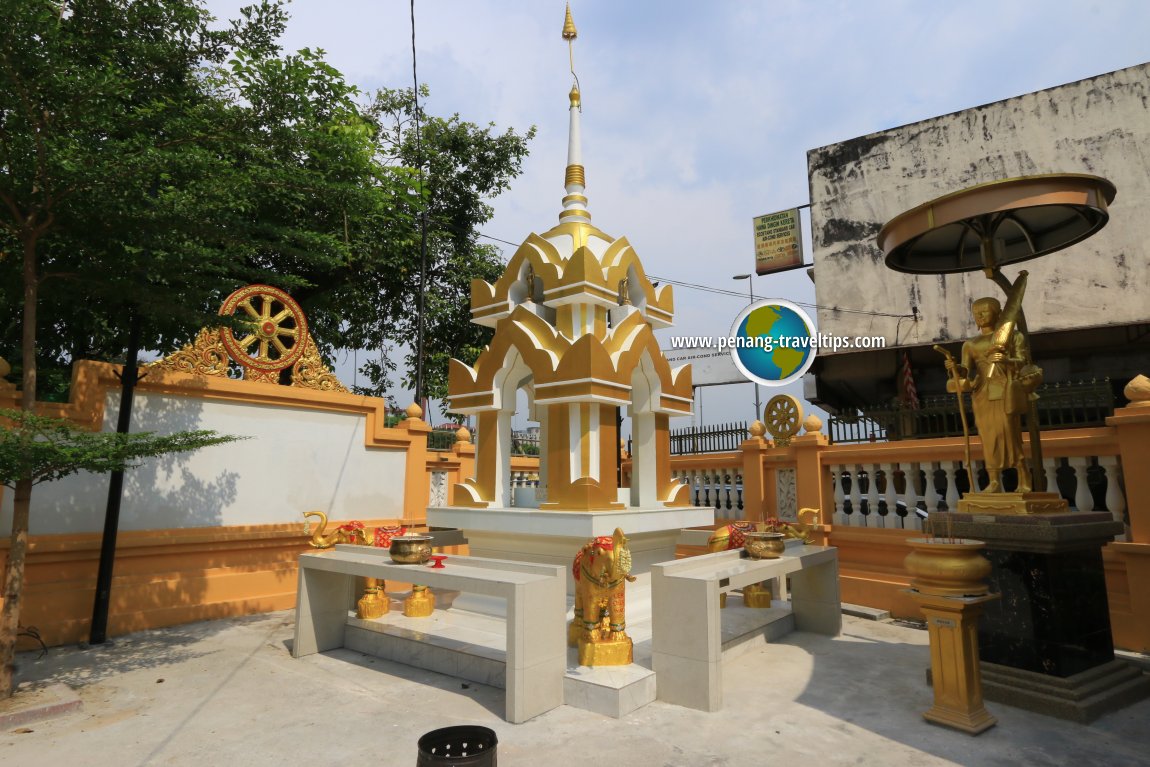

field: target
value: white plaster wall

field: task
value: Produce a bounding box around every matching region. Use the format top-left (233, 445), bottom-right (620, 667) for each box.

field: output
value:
top-left (1, 391), bottom-right (408, 535)
top-left (807, 62), bottom-right (1150, 350)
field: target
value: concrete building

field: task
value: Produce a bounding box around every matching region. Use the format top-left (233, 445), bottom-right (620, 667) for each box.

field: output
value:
top-left (806, 62), bottom-right (1150, 414)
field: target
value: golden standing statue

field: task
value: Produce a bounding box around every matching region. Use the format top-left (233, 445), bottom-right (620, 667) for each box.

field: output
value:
top-left (945, 294), bottom-right (1041, 492)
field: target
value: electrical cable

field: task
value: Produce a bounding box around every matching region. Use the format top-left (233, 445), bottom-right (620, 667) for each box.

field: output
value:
top-left (475, 230), bottom-right (911, 318)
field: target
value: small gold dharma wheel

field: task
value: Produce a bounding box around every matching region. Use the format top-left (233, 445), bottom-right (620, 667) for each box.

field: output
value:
top-left (764, 394), bottom-right (803, 446)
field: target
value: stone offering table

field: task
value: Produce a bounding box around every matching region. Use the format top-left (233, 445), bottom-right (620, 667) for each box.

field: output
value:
top-left (293, 546), bottom-right (566, 723)
top-left (650, 544), bottom-right (841, 711)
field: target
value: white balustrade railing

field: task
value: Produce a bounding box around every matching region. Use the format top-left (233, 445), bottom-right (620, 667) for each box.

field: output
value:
top-left (509, 470), bottom-right (541, 508)
top-left (826, 451), bottom-right (1127, 535)
top-left (671, 462), bottom-right (744, 520)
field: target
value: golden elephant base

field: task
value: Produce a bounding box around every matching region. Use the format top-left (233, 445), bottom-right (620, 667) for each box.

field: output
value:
top-left (403, 585), bottom-right (435, 617)
top-left (577, 634), bottom-right (633, 667)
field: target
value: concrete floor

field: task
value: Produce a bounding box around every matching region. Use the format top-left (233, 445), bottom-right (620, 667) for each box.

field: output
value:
top-left (3, 610), bottom-right (1149, 767)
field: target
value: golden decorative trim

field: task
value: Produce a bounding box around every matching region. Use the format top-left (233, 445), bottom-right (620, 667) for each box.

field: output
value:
top-left (149, 328), bottom-right (230, 377)
top-left (565, 164), bottom-right (586, 187)
top-left (291, 337), bottom-right (349, 393)
top-left (563, 194), bottom-right (588, 205)
top-left (244, 369), bottom-right (280, 385)
top-left (955, 492), bottom-right (1069, 515)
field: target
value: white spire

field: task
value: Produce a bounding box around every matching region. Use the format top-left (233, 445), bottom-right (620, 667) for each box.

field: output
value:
top-left (559, 5), bottom-right (590, 224)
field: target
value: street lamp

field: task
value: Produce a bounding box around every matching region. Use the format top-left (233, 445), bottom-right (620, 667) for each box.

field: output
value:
top-left (732, 274), bottom-right (762, 423)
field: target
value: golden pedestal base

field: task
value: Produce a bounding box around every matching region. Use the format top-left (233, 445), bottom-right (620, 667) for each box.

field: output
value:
top-left (741, 582), bottom-right (775, 608)
top-left (719, 582), bottom-right (775, 608)
top-left (910, 590), bottom-right (1000, 735)
top-left (577, 634), bottom-right (633, 666)
top-left (356, 578), bottom-right (390, 620)
top-left (956, 491), bottom-right (1068, 515)
top-left (403, 585), bottom-right (435, 617)
top-left (356, 589), bottom-right (390, 620)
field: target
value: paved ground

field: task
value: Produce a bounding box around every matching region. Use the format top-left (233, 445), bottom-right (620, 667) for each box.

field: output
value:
top-left (3, 611), bottom-right (1149, 766)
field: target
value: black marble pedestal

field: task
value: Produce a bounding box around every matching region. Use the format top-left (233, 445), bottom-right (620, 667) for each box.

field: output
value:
top-left (926, 511), bottom-right (1150, 721)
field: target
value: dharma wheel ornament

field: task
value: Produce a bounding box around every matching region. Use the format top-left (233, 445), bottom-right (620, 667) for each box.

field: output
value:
top-left (218, 284), bottom-right (308, 380)
top-left (764, 394), bottom-right (803, 447)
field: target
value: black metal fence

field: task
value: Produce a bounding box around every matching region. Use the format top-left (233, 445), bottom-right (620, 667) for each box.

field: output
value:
top-left (827, 378), bottom-right (1114, 444)
top-left (427, 429), bottom-right (457, 451)
top-left (664, 422), bottom-right (748, 456)
top-left (427, 429), bottom-right (538, 454)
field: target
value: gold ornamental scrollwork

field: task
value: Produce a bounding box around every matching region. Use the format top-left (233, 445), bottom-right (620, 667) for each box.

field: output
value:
top-left (291, 338), bottom-right (349, 393)
top-left (149, 328), bottom-right (229, 377)
top-left (147, 284), bottom-right (349, 392)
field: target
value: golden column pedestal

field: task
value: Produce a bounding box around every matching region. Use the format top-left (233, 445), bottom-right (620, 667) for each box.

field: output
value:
top-left (356, 578), bottom-right (389, 620)
top-left (911, 590), bottom-right (1000, 735)
top-left (403, 585), bottom-right (435, 617)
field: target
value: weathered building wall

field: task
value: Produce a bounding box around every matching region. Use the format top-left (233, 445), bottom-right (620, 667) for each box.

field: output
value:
top-left (807, 62), bottom-right (1150, 352)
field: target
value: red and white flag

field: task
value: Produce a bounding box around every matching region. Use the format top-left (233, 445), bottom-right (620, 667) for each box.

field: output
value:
top-left (899, 350), bottom-right (920, 409)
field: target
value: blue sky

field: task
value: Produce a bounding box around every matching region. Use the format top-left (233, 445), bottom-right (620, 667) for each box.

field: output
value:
top-left (206, 0), bottom-right (1150, 428)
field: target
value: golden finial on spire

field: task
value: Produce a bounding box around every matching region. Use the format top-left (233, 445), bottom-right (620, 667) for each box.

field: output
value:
top-left (562, 4), bottom-right (578, 41)
top-left (563, 3), bottom-right (580, 103)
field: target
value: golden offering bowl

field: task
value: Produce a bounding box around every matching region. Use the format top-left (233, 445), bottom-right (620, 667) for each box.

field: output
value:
top-left (388, 534), bottom-right (433, 564)
top-left (744, 531), bottom-right (786, 560)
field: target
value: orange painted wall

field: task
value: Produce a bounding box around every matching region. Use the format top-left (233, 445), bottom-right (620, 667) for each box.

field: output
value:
top-left (660, 412), bottom-right (1150, 652)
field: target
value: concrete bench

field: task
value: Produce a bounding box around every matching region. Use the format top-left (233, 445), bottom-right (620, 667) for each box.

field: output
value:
top-left (293, 546), bottom-right (566, 723)
top-left (650, 544), bottom-right (841, 711)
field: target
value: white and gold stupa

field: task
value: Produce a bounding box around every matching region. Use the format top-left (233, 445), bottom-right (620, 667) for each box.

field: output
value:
top-left (427, 7), bottom-right (712, 574)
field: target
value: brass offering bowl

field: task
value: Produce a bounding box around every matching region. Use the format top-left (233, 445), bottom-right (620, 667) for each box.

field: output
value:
top-left (388, 534), bottom-right (433, 564)
top-left (744, 531), bottom-right (786, 560)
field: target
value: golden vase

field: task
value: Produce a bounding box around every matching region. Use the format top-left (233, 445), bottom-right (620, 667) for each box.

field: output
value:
top-left (904, 538), bottom-right (992, 597)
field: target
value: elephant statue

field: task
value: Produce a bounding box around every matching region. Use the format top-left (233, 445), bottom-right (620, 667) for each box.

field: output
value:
top-left (707, 508), bottom-right (819, 553)
top-left (569, 527), bottom-right (636, 666)
top-left (707, 520), bottom-right (757, 553)
top-left (303, 511), bottom-right (406, 549)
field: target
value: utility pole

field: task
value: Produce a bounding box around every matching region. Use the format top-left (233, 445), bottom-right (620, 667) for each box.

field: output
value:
top-left (733, 273), bottom-right (762, 422)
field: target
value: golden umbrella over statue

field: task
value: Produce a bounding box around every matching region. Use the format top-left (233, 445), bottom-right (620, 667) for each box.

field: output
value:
top-left (878, 173), bottom-right (1115, 501)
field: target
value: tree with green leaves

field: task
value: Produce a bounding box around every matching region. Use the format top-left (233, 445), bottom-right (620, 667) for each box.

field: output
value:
top-left (1, 0), bottom-right (532, 698)
top-left (0, 409), bottom-right (241, 489)
top-left (320, 85), bottom-right (534, 402)
top-left (0, 408), bottom-right (240, 696)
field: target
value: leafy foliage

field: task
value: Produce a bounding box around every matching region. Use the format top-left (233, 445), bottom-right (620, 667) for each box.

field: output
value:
top-left (0, 408), bottom-right (242, 488)
top-left (1, 1), bottom-right (532, 404)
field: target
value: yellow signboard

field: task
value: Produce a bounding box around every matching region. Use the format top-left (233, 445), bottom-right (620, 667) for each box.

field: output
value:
top-left (753, 208), bottom-right (804, 275)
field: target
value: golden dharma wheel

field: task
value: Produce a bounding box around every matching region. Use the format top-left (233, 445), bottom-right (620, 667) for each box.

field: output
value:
top-left (763, 394), bottom-right (803, 442)
top-left (218, 284), bottom-right (308, 372)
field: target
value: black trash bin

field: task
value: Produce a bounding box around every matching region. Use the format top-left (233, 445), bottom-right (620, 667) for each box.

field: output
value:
top-left (416, 725), bottom-right (497, 766)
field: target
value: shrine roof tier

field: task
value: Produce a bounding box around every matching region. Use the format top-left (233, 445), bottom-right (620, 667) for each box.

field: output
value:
top-left (469, 224), bottom-right (675, 330)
